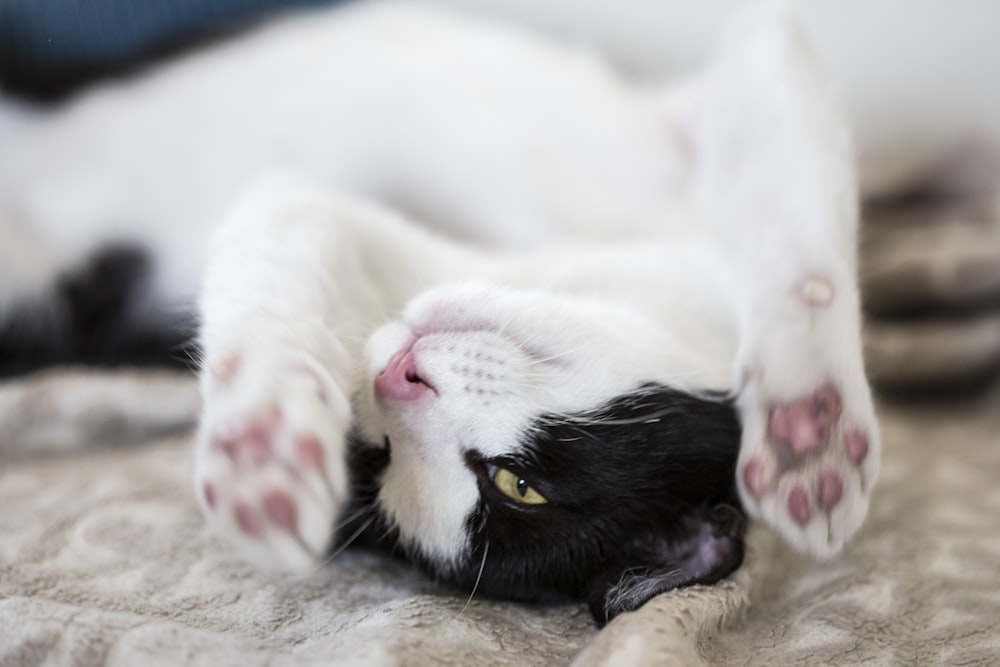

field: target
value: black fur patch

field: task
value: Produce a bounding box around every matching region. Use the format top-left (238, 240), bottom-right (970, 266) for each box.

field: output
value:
top-left (0, 244), bottom-right (196, 376)
top-left (341, 383), bottom-right (745, 625)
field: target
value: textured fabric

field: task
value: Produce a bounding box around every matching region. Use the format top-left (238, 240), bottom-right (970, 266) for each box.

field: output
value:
top-left (707, 393), bottom-right (1000, 664)
top-left (0, 429), bottom-right (596, 667)
top-left (2, 370), bottom-right (1000, 665)
top-left (862, 191), bottom-right (1000, 392)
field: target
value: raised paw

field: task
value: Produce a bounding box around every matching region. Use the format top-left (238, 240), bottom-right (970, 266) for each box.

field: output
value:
top-left (194, 356), bottom-right (349, 570)
top-left (737, 382), bottom-right (879, 558)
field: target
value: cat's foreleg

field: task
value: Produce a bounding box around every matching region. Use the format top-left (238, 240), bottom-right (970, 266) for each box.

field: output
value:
top-left (193, 173), bottom-right (407, 569)
top-left (683, 8), bottom-right (880, 557)
top-left (729, 221), bottom-right (877, 559)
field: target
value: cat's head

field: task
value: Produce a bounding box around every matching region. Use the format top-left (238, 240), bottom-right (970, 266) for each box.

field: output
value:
top-left (352, 283), bottom-right (744, 625)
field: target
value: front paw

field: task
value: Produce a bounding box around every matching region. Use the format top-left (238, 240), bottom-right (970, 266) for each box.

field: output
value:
top-left (194, 353), bottom-right (349, 570)
top-left (737, 379), bottom-right (879, 558)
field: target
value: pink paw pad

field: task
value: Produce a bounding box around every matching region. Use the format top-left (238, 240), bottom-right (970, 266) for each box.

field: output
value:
top-left (234, 502), bottom-right (263, 537)
top-left (743, 457), bottom-right (767, 497)
top-left (818, 470), bottom-right (843, 510)
top-left (201, 403), bottom-right (337, 556)
top-left (844, 429), bottom-right (869, 464)
top-left (263, 490), bottom-right (298, 532)
top-left (744, 383), bottom-right (872, 532)
top-left (767, 384), bottom-right (841, 457)
top-left (295, 435), bottom-right (326, 471)
top-left (209, 353), bottom-right (241, 382)
top-left (787, 485), bottom-right (811, 526)
top-left (196, 361), bottom-right (347, 569)
top-left (216, 409), bottom-right (281, 465)
top-left (203, 482), bottom-right (217, 509)
top-left (799, 277), bottom-right (835, 307)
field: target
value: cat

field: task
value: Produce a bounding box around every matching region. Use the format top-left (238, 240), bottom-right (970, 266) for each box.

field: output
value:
top-left (0, 3), bottom-right (879, 624)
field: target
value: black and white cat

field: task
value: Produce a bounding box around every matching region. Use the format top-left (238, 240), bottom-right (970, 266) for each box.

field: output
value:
top-left (0, 4), bottom-right (878, 623)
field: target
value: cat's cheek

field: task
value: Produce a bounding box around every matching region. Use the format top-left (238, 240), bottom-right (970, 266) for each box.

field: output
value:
top-left (376, 445), bottom-right (481, 566)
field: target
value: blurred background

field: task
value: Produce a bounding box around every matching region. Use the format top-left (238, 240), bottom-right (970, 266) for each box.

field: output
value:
top-left (2, 0), bottom-right (1000, 395)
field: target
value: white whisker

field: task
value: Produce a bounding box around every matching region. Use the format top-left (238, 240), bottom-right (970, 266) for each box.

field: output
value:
top-left (333, 503), bottom-right (376, 533)
top-left (325, 512), bottom-right (378, 564)
top-left (457, 540), bottom-right (489, 619)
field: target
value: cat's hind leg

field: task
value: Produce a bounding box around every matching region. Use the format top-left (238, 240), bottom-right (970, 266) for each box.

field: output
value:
top-left (734, 271), bottom-right (878, 558)
top-left (677, 7), bottom-right (880, 557)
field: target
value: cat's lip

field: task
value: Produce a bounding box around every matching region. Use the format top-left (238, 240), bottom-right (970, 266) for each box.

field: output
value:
top-left (375, 338), bottom-right (437, 401)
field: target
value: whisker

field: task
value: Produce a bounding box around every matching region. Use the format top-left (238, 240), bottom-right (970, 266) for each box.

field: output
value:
top-left (376, 519), bottom-right (398, 544)
top-left (519, 347), bottom-right (577, 367)
top-left (333, 503), bottom-right (376, 534)
top-left (457, 540), bottom-right (490, 619)
top-left (324, 512), bottom-right (378, 565)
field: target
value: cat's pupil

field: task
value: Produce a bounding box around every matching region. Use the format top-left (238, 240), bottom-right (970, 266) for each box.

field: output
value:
top-left (517, 478), bottom-right (528, 496)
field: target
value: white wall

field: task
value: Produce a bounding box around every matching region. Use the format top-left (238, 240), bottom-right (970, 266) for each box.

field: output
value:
top-left (414, 0), bottom-right (1000, 194)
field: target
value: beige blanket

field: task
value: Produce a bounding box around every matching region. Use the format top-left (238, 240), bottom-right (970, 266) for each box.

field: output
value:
top-left (4, 195), bottom-right (1000, 665)
top-left (2, 369), bottom-right (999, 666)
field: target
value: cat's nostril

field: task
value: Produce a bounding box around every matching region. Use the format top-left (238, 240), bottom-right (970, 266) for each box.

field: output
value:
top-left (376, 346), bottom-right (435, 401)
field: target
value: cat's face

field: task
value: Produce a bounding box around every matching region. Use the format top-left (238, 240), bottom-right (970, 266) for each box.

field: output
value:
top-left (353, 283), bottom-right (746, 624)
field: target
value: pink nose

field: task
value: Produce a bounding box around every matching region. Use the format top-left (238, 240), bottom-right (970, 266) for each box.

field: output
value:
top-left (375, 347), bottom-right (433, 400)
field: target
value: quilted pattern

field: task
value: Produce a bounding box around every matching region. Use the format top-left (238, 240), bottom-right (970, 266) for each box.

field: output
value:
top-left (2, 374), bottom-right (999, 665)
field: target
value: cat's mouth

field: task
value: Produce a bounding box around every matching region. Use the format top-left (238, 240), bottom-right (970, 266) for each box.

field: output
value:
top-left (374, 339), bottom-right (437, 401)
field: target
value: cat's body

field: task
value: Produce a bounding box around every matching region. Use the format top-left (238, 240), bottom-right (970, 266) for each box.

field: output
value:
top-left (0, 3), bottom-right (879, 622)
top-left (0, 4), bottom-right (686, 328)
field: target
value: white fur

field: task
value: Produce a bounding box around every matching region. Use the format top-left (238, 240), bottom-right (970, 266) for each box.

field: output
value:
top-left (0, 2), bottom-right (687, 313)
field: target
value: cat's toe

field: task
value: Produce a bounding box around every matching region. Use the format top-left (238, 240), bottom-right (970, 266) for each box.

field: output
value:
top-left (195, 397), bottom-right (347, 570)
top-left (737, 382), bottom-right (879, 558)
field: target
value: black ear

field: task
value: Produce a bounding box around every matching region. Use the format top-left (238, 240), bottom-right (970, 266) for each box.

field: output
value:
top-left (586, 503), bottom-right (746, 626)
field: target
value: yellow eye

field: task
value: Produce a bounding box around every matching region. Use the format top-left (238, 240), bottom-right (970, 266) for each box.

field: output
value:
top-left (492, 467), bottom-right (547, 505)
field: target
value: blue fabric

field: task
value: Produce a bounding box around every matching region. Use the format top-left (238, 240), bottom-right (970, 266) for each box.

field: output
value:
top-left (0, 0), bottom-right (352, 97)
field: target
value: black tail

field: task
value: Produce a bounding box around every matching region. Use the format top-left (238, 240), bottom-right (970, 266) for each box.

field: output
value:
top-left (0, 244), bottom-right (197, 378)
